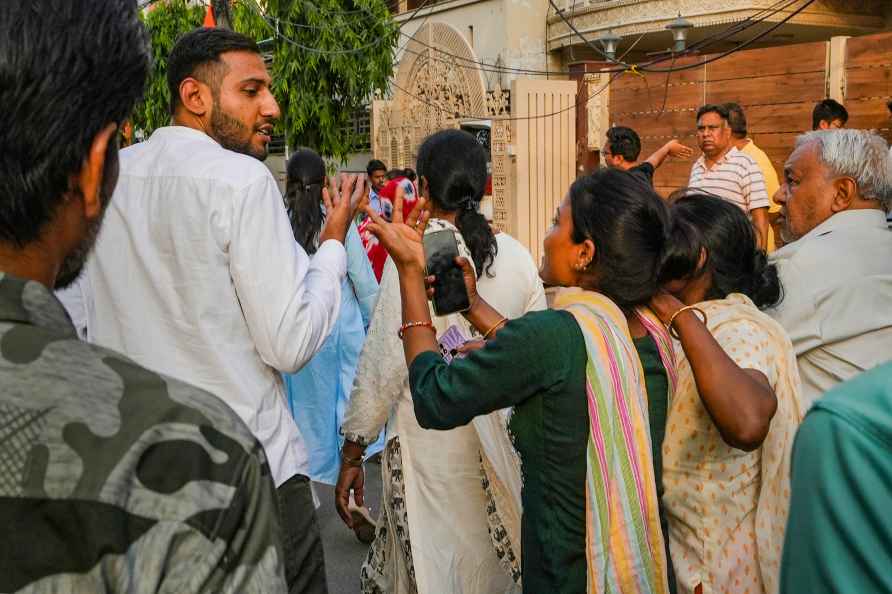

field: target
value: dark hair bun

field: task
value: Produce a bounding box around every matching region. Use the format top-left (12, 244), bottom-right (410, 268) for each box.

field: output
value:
top-left (570, 169), bottom-right (671, 308)
top-left (750, 250), bottom-right (782, 309)
top-left (284, 147), bottom-right (326, 254)
top-left (416, 130), bottom-right (497, 278)
top-left (658, 192), bottom-right (783, 309)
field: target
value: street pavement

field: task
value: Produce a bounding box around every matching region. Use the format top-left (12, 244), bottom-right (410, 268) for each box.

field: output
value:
top-left (314, 459), bottom-right (383, 594)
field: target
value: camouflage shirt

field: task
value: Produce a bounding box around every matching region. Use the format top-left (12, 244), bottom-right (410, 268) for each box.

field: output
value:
top-left (0, 272), bottom-right (287, 594)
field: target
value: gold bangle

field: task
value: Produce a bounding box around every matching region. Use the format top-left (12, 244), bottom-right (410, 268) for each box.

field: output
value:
top-left (667, 305), bottom-right (707, 340)
top-left (482, 317), bottom-right (508, 340)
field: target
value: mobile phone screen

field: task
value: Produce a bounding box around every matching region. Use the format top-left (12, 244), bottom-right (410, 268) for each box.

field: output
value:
top-left (423, 229), bottom-right (471, 316)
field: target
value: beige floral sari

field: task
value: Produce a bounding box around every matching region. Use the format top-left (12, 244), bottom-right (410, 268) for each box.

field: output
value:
top-left (662, 294), bottom-right (804, 594)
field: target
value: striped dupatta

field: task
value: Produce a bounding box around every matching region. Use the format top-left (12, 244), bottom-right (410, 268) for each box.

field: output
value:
top-left (552, 288), bottom-right (671, 594)
top-left (635, 308), bottom-right (678, 402)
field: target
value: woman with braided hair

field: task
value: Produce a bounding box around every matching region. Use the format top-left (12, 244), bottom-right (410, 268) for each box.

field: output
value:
top-left (337, 129), bottom-right (545, 594)
top-left (280, 147), bottom-right (382, 493)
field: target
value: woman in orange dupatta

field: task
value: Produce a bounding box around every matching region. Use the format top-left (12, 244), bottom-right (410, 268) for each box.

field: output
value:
top-left (651, 193), bottom-right (804, 594)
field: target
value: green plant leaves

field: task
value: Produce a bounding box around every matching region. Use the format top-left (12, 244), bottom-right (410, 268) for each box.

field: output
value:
top-left (133, 0), bottom-right (397, 163)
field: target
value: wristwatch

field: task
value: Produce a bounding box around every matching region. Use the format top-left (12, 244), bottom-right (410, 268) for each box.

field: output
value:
top-left (341, 450), bottom-right (364, 468)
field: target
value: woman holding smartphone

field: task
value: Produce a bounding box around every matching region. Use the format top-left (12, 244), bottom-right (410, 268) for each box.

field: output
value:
top-left (361, 168), bottom-right (675, 594)
top-left (336, 130), bottom-right (546, 594)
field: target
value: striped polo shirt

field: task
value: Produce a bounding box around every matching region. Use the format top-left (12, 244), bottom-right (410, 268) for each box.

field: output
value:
top-left (688, 146), bottom-right (770, 213)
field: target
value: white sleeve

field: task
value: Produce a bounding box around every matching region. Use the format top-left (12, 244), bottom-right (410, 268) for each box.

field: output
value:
top-left (229, 174), bottom-right (346, 373)
top-left (341, 257), bottom-right (406, 446)
top-left (767, 257), bottom-right (821, 356)
top-left (55, 273), bottom-right (93, 341)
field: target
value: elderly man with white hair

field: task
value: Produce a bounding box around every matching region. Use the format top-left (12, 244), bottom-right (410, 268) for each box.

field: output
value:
top-left (769, 128), bottom-right (892, 407)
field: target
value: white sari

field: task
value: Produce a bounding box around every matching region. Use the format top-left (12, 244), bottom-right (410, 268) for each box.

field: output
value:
top-left (342, 221), bottom-right (544, 594)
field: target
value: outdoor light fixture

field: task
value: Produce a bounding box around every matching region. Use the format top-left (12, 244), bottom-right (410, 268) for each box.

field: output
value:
top-left (666, 14), bottom-right (693, 52)
top-left (597, 30), bottom-right (621, 61)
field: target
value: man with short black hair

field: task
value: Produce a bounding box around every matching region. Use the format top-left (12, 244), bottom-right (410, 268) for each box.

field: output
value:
top-left (87, 27), bottom-right (359, 594)
top-left (602, 126), bottom-right (693, 186)
top-left (724, 102), bottom-right (782, 250)
top-left (688, 103), bottom-right (770, 249)
top-left (0, 3), bottom-right (286, 592)
top-left (812, 98), bottom-right (848, 130)
top-left (366, 158), bottom-right (388, 218)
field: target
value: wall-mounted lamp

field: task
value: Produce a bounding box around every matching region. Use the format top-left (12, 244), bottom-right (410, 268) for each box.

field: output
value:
top-left (597, 30), bottom-right (621, 61)
top-left (666, 14), bottom-right (693, 53)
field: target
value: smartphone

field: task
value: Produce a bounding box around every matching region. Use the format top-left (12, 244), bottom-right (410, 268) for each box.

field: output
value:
top-left (423, 229), bottom-right (471, 316)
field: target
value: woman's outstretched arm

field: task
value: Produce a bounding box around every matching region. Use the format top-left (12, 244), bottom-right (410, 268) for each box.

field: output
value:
top-left (650, 291), bottom-right (777, 451)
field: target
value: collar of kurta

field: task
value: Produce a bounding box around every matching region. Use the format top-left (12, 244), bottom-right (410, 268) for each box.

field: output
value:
top-left (0, 272), bottom-right (77, 338)
top-left (807, 208), bottom-right (888, 237)
top-left (774, 209), bottom-right (889, 262)
top-left (150, 125), bottom-right (223, 148)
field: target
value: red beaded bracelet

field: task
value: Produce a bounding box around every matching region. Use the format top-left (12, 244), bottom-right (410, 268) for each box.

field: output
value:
top-left (398, 320), bottom-right (436, 339)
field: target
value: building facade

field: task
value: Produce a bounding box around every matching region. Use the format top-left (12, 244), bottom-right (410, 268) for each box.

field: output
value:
top-left (369, 0), bottom-right (891, 257)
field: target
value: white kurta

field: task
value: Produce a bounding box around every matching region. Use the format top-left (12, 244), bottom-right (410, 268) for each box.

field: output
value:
top-left (343, 223), bottom-right (545, 594)
top-left (768, 209), bottom-right (892, 408)
top-left (88, 126), bottom-right (346, 487)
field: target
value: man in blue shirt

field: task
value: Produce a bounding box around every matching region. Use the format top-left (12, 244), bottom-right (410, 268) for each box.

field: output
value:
top-left (367, 159), bottom-right (388, 218)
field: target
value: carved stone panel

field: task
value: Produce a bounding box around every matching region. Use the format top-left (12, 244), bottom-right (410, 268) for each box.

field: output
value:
top-left (371, 23), bottom-right (514, 235)
top-left (372, 22), bottom-right (489, 167)
top-left (585, 73), bottom-right (611, 150)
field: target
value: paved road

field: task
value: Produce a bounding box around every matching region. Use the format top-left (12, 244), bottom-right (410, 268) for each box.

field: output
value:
top-left (314, 459), bottom-right (383, 594)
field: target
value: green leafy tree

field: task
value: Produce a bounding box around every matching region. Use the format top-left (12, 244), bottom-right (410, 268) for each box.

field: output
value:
top-left (132, 1), bottom-right (205, 136)
top-left (133, 0), bottom-right (397, 161)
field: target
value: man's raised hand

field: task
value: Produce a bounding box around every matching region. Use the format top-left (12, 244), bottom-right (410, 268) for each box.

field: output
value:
top-left (319, 172), bottom-right (360, 245)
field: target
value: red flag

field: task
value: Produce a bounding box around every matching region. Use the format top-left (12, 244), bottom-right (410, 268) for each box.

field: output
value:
top-left (202, 4), bottom-right (216, 28)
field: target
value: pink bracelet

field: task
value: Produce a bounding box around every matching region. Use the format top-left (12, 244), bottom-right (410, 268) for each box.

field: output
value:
top-left (398, 320), bottom-right (435, 339)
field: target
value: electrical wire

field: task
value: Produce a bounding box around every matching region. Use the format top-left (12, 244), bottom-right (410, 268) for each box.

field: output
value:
top-left (241, 0), bottom-right (816, 120)
top-left (546, 0), bottom-right (797, 63)
top-left (546, 0), bottom-right (629, 67)
top-left (385, 0), bottom-right (816, 121)
top-left (242, 0), bottom-right (395, 55)
top-left (240, 0), bottom-right (806, 77)
top-left (397, 0), bottom-right (802, 78)
top-left (390, 68), bottom-right (624, 122)
top-left (665, 0), bottom-right (801, 56)
top-left (548, 0), bottom-right (812, 74)
top-left (639, 0), bottom-right (816, 73)
top-left (398, 44), bottom-right (574, 76)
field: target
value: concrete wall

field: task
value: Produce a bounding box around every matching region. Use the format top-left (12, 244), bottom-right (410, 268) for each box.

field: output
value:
top-left (265, 154), bottom-right (287, 196)
top-left (501, 0), bottom-right (563, 79)
top-left (396, 0), bottom-right (559, 92)
top-left (334, 152), bottom-right (374, 174)
top-left (265, 151), bottom-right (377, 198)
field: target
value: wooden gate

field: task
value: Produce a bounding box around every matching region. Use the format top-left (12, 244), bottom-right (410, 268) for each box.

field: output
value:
top-left (511, 79), bottom-right (578, 265)
top-left (843, 30), bottom-right (892, 144)
top-left (603, 30), bottom-right (892, 197)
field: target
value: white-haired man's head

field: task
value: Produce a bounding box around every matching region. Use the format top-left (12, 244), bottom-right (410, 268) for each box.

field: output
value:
top-left (775, 129), bottom-right (892, 242)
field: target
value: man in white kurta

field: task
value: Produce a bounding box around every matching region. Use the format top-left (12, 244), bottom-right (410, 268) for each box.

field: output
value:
top-left (87, 28), bottom-right (354, 594)
top-left (768, 129), bottom-right (892, 408)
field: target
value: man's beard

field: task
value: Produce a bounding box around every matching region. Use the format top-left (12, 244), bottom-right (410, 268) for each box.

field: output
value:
top-left (55, 138), bottom-right (118, 290)
top-left (210, 96), bottom-right (268, 161)
top-left (54, 211), bottom-right (104, 290)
